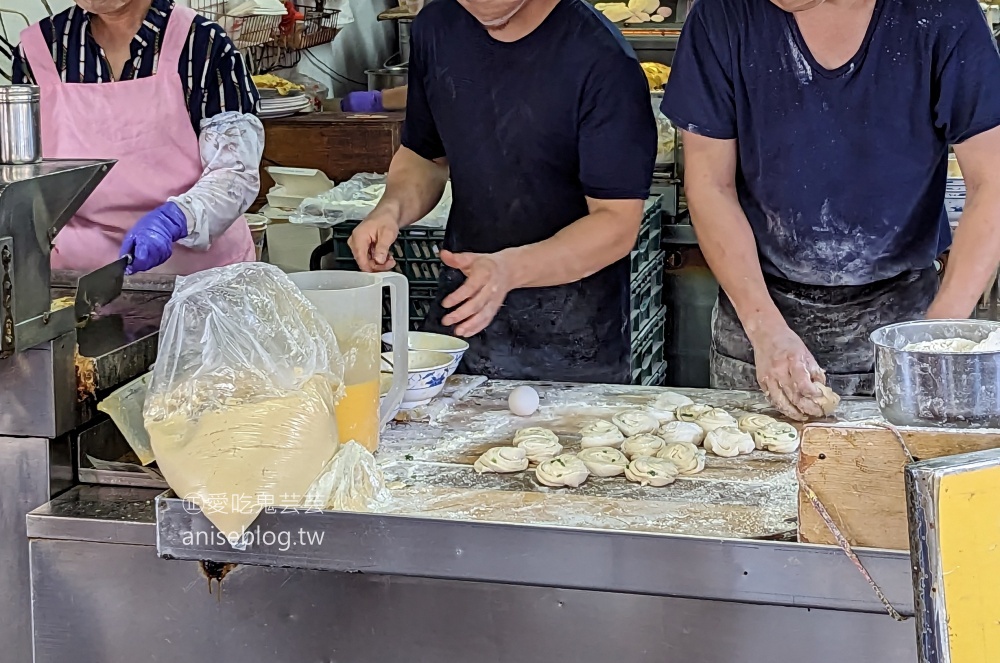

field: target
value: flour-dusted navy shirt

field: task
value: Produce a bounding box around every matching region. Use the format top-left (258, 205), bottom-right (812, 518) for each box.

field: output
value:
top-left (405, 0), bottom-right (657, 383)
top-left (662, 0), bottom-right (1000, 287)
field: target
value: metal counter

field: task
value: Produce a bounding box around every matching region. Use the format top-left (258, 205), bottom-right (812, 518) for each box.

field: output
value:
top-left (25, 380), bottom-right (920, 662)
top-left (27, 485), bottom-right (919, 663)
top-left (0, 280), bottom-right (170, 663)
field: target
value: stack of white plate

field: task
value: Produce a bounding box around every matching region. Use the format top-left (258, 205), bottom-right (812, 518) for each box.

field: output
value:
top-left (258, 90), bottom-right (312, 119)
top-left (945, 176), bottom-right (965, 222)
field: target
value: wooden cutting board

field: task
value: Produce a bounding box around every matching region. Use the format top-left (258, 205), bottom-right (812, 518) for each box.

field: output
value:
top-left (798, 424), bottom-right (1000, 550)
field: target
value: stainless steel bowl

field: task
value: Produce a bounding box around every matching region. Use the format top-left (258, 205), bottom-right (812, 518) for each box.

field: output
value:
top-left (871, 319), bottom-right (1000, 428)
top-left (365, 66), bottom-right (408, 92)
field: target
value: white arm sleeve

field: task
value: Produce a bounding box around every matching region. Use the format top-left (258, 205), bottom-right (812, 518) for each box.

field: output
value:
top-left (170, 111), bottom-right (265, 251)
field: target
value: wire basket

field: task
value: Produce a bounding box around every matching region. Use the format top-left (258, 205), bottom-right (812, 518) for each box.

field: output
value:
top-left (284, 8), bottom-right (341, 50)
top-left (190, 0), bottom-right (283, 50)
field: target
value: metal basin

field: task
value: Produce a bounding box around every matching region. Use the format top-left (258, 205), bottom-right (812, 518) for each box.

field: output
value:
top-left (365, 66), bottom-right (408, 91)
top-left (871, 319), bottom-right (1000, 428)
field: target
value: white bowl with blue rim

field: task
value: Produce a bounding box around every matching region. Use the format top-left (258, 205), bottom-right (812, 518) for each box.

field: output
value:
top-left (381, 331), bottom-right (469, 377)
top-left (380, 350), bottom-right (454, 409)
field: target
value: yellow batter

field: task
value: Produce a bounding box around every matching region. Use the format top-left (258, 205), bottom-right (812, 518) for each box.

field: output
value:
top-left (147, 376), bottom-right (341, 540)
top-left (336, 380), bottom-right (380, 453)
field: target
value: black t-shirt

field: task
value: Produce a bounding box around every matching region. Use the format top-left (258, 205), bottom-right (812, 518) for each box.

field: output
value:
top-left (405, 0), bottom-right (657, 383)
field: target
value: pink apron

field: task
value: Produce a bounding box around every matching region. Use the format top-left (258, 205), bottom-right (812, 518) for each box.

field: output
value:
top-left (20, 5), bottom-right (256, 275)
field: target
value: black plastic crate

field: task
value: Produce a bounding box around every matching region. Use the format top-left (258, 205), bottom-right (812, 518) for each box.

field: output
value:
top-left (630, 310), bottom-right (665, 386)
top-left (381, 286), bottom-right (437, 332)
top-left (631, 199), bottom-right (663, 276)
top-left (629, 252), bottom-right (665, 340)
top-left (645, 361), bottom-right (668, 387)
top-left (319, 222), bottom-right (446, 287)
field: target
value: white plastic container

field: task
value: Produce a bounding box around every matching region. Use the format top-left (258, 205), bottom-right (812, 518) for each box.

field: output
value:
top-left (266, 167), bottom-right (334, 209)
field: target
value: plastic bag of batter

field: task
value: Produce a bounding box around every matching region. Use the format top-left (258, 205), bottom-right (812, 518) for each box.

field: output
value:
top-left (144, 263), bottom-right (345, 543)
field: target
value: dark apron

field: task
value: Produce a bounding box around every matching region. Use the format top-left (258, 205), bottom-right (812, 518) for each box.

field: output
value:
top-left (422, 263), bottom-right (631, 384)
top-left (710, 267), bottom-right (940, 396)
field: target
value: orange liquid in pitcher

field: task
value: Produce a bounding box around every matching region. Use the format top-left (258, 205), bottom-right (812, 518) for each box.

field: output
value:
top-left (335, 380), bottom-right (381, 452)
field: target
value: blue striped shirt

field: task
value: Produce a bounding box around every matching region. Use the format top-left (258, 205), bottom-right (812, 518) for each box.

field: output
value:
top-left (12, 0), bottom-right (259, 133)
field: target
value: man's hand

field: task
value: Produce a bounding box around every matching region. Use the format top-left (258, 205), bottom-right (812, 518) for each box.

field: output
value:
top-left (750, 324), bottom-right (826, 421)
top-left (440, 250), bottom-right (514, 337)
top-left (348, 211), bottom-right (400, 272)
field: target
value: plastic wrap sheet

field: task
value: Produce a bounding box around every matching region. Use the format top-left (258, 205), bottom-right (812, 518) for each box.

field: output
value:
top-left (144, 263), bottom-right (347, 542)
top-left (98, 373), bottom-right (154, 465)
top-left (287, 73), bottom-right (329, 112)
top-left (290, 173), bottom-right (452, 228)
top-left (651, 92), bottom-right (676, 165)
top-left (304, 441), bottom-right (392, 512)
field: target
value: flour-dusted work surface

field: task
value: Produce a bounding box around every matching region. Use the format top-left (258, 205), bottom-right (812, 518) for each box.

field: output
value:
top-left (376, 379), bottom-right (881, 540)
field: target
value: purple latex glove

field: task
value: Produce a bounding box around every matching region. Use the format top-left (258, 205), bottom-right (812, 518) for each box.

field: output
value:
top-left (341, 90), bottom-right (385, 113)
top-left (119, 202), bottom-right (189, 275)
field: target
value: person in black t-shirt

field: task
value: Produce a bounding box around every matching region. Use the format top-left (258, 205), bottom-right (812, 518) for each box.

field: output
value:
top-left (348, 0), bottom-right (657, 383)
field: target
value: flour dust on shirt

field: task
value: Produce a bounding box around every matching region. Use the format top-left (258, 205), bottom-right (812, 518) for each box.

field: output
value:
top-left (662, 0), bottom-right (1000, 287)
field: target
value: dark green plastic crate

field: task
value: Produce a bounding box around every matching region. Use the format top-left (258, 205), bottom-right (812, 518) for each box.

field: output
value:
top-left (645, 361), bottom-right (667, 387)
top-left (381, 286), bottom-right (438, 331)
top-left (631, 199), bottom-right (663, 277)
top-left (629, 252), bottom-right (665, 340)
top-left (630, 309), bottom-right (665, 386)
top-left (325, 222), bottom-right (446, 287)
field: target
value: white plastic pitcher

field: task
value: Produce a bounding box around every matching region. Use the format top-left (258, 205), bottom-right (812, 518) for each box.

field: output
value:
top-left (287, 271), bottom-right (409, 452)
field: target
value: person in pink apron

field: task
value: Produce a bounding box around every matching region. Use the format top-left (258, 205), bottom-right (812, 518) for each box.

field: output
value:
top-left (13, 0), bottom-right (261, 276)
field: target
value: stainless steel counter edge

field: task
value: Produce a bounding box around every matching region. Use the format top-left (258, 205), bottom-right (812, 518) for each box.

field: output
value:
top-left (26, 485), bottom-right (160, 546)
top-left (27, 513), bottom-right (156, 547)
top-left (152, 493), bottom-right (914, 616)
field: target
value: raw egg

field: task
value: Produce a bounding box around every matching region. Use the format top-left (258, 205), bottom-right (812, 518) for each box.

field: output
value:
top-left (508, 385), bottom-right (540, 417)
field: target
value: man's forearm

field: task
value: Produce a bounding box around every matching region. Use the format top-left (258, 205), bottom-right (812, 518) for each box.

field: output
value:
top-left (927, 185), bottom-right (1000, 319)
top-left (373, 146), bottom-right (449, 228)
top-left (381, 86), bottom-right (408, 110)
top-left (687, 183), bottom-right (784, 343)
top-left (500, 207), bottom-right (640, 289)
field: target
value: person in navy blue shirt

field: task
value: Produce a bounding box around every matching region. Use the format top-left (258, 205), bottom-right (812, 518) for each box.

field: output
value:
top-left (662, 0), bottom-right (1000, 419)
top-left (348, 0), bottom-right (657, 383)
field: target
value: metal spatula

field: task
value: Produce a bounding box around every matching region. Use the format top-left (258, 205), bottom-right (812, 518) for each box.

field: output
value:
top-left (75, 255), bottom-right (131, 323)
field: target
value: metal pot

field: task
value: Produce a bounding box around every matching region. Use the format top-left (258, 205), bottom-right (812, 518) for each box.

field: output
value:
top-left (0, 85), bottom-right (41, 166)
top-left (366, 65), bottom-right (408, 92)
top-left (871, 319), bottom-right (1000, 428)
top-left (398, 19), bottom-right (412, 64)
